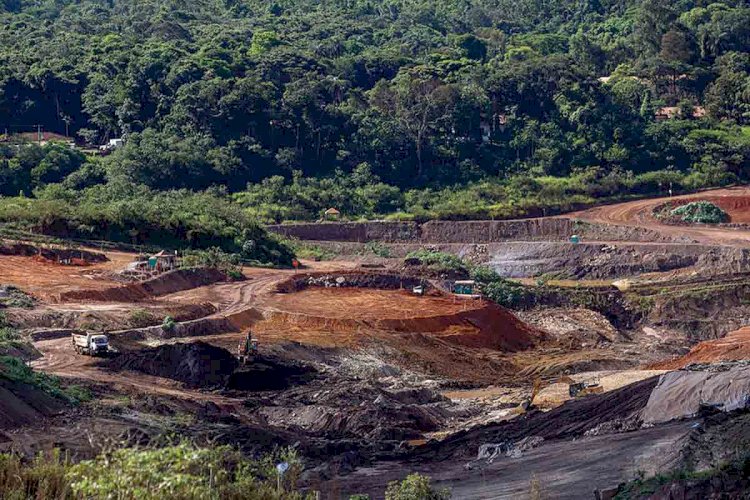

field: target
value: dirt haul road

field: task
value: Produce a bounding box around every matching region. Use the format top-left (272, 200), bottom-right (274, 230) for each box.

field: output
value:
top-left (569, 186), bottom-right (750, 246)
top-left (30, 337), bottom-right (244, 410)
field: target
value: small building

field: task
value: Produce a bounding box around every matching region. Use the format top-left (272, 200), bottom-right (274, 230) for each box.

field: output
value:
top-left (148, 250), bottom-right (178, 272)
top-left (655, 106), bottom-right (705, 121)
top-left (324, 208), bottom-right (341, 220)
top-left (453, 280), bottom-right (477, 296)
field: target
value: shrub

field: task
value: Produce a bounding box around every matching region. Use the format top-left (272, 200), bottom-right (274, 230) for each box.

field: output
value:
top-left (128, 309), bottom-right (157, 328)
top-left (481, 280), bottom-right (531, 309)
top-left (161, 316), bottom-right (176, 332)
top-left (0, 286), bottom-right (35, 309)
top-left (405, 250), bottom-right (468, 275)
top-left (385, 473), bottom-right (450, 500)
top-left (670, 201), bottom-right (729, 223)
top-left (182, 247), bottom-right (242, 274)
top-left (0, 327), bottom-right (22, 350)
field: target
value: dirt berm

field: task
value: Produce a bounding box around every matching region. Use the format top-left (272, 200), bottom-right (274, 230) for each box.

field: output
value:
top-left (57, 267), bottom-right (227, 302)
top-left (107, 342), bottom-right (238, 388)
top-left (0, 242), bottom-right (107, 263)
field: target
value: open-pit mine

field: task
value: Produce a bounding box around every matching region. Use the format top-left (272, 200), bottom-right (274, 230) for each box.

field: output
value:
top-left (4, 188), bottom-right (750, 498)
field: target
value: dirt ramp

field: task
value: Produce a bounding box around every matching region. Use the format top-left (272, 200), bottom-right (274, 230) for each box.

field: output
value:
top-left (108, 342), bottom-right (238, 388)
top-left (58, 268), bottom-right (227, 302)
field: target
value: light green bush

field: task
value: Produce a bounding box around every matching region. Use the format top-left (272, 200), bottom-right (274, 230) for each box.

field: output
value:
top-left (670, 201), bottom-right (729, 223)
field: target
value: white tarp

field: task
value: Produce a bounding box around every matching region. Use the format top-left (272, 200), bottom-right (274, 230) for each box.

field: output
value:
top-left (642, 366), bottom-right (750, 425)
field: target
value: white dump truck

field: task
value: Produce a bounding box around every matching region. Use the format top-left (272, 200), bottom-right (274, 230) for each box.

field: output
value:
top-left (72, 332), bottom-right (109, 356)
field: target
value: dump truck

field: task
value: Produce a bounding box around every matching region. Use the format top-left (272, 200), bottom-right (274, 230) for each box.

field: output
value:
top-left (72, 332), bottom-right (109, 356)
top-left (237, 330), bottom-right (258, 365)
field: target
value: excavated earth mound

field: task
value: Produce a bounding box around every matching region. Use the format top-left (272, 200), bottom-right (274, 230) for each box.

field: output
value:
top-left (652, 327), bottom-right (750, 369)
top-left (264, 287), bottom-right (540, 352)
top-left (227, 356), bottom-right (317, 391)
top-left (58, 267), bottom-right (226, 302)
top-left (255, 383), bottom-right (453, 442)
top-left (659, 195), bottom-right (750, 224)
top-left (108, 341), bottom-right (238, 388)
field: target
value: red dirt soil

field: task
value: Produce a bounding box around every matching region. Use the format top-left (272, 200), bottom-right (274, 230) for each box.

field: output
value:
top-left (57, 268), bottom-right (227, 303)
top-left (651, 326), bottom-right (750, 369)
top-left (0, 252), bottom-right (133, 300)
top-left (262, 287), bottom-right (540, 352)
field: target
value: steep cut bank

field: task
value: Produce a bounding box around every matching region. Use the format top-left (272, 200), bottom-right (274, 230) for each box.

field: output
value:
top-left (652, 327), bottom-right (750, 369)
top-left (0, 378), bottom-right (65, 429)
top-left (57, 267), bottom-right (227, 302)
top-left (267, 218), bottom-right (693, 244)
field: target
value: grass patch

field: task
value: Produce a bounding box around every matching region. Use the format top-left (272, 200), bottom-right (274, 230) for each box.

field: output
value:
top-left (405, 249), bottom-right (468, 274)
top-left (0, 356), bottom-right (90, 404)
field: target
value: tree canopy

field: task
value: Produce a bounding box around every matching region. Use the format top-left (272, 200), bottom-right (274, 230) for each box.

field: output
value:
top-left (1, 0), bottom-right (750, 228)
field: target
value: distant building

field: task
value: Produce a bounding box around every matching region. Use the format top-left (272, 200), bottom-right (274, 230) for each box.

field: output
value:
top-left (655, 106), bottom-right (706, 121)
top-left (99, 138), bottom-right (124, 153)
top-left (148, 250), bottom-right (178, 272)
top-left (324, 208), bottom-right (341, 220)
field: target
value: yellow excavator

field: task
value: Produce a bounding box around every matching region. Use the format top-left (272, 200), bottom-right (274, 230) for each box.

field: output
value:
top-left (237, 330), bottom-right (258, 365)
top-left (519, 376), bottom-right (603, 413)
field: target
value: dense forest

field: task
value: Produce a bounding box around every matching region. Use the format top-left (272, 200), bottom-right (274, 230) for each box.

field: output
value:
top-left (1, 0), bottom-right (750, 256)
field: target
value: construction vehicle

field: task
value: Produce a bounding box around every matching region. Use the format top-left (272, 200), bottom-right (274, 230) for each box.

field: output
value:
top-left (568, 379), bottom-right (604, 397)
top-left (237, 330), bottom-right (258, 365)
top-left (519, 376), bottom-right (603, 413)
top-left (72, 331), bottom-right (109, 356)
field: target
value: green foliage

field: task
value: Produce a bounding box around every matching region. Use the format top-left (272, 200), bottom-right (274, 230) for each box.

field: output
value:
top-left (67, 442), bottom-right (309, 499)
top-left (0, 326), bottom-right (22, 350)
top-left (362, 241), bottom-right (391, 258)
top-left (0, 444), bottom-right (312, 500)
top-left (280, 238), bottom-right (336, 262)
top-left (182, 247), bottom-right (242, 274)
top-left (385, 473), bottom-right (450, 500)
top-left (0, 356), bottom-right (90, 404)
top-left (406, 250), bottom-right (468, 274)
top-left (0, 0), bottom-right (749, 227)
top-left (128, 309), bottom-right (157, 328)
top-left (670, 201), bottom-right (729, 223)
top-left (0, 186), bottom-right (294, 265)
top-left (0, 285), bottom-right (35, 308)
top-left (161, 316), bottom-right (176, 333)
